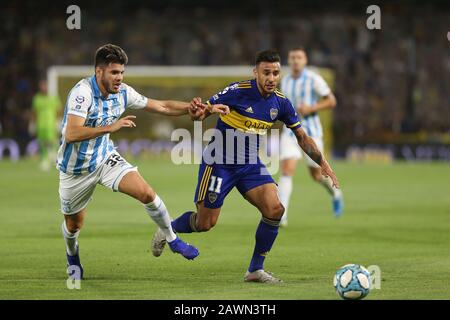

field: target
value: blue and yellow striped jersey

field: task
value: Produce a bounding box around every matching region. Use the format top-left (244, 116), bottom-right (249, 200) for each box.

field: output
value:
top-left (205, 79), bottom-right (302, 164)
top-left (209, 79), bottom-right (301, 134)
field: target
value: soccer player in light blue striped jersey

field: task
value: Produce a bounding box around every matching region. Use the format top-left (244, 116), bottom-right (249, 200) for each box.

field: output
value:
top-left (57, 44), bottom-right (226, 279)
top-left (278, 47), bottom-right (343, 225)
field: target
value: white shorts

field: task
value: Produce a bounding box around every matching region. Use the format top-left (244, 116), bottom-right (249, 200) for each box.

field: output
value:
top-left (279, 129), bottom-right (324, 168)
top-left (59, 152), bottom-right (137, 215)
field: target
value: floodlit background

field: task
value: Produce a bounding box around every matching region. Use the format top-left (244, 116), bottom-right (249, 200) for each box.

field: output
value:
top-left (0, 0), bottom-right (449, 299)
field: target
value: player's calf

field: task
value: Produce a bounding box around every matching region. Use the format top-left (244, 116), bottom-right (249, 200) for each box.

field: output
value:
top-left (171, 204), bottom-right (221, 233)
top-left (195, 212), bottom-right (218, 232)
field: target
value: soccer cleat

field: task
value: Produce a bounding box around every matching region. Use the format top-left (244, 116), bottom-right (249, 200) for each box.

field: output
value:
top-left (168, 237), bottom-right (199, 260)
top-left (151, 228), bottom-right (167, 257)
top-left (244, 270), bottom-right (283, 283)
top-left (66, 246), bottom-right (84, 280)
top-left (333, 195), bottom-right (344, 217)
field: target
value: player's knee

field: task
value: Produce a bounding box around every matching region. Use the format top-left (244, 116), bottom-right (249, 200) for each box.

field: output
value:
top-left (274, 202), bottom-right (285, 218)
top-left (281, 160), bottom-right (297, 176)
top-left (281, 165), bottom-right (294, 176)
top-left (137, 186), bottom-right (154, 204)
top-left (262, 202), bottom-right (285, 220)
top-left (66, 219), bottom-right (82, 233)
top-left (311, 170), bottom-right (322, 182)
top-left (268, 202), bottom-right (285, 219)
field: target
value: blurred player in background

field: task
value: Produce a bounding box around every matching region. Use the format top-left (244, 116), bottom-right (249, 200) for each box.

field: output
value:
top-left (31, 80), bottom-right (61, 171)
top-left (278, 47), bottom-right (343, 225)
top-left (153, 50), bottom-right (340, 283)
top-left (58, 44), bottom-right (226, 279)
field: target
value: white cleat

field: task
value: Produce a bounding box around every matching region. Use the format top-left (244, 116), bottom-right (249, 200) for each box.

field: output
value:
top-left (244, 270), bottom-right (283, 284)
top-left (151, 228), bottom-right (166, 257)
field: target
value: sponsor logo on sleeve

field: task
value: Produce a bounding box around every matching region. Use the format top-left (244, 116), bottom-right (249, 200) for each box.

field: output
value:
top-left (75, 96), bottom-right (85, 103)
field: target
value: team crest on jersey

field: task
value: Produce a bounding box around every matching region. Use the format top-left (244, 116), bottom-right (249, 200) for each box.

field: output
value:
top-left (270, 108), bottom-right (278, 120)
top-left (208, 192), bottom-right (218, 203)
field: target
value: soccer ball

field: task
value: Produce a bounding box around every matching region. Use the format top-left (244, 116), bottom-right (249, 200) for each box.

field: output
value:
top-left (333, 264), bottom-right (371, 300)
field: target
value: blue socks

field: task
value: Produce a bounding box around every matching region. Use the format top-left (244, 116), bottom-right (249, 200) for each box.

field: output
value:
top-left (171, 211), bottom-right (195, 233)
top-left (248, 218), bottom-right (280, 272)
top-left (173, 212), bottom-right (280, 273)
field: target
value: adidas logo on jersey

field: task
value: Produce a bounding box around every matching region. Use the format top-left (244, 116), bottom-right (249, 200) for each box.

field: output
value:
top-left (245, 106), bottom-right (254, 113)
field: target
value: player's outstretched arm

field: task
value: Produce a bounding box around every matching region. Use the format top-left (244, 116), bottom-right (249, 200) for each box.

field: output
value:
top-left (293, 127), bottom-right (340, 188)
top-left (64, 114), bottom-right (136, 143)
top-left (144, 98), bottom-right (192, 116)
top-left (143, 97), bottom-right (229, 120)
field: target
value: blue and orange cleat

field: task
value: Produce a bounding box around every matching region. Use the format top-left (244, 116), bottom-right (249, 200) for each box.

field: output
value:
top-left (66, 246), bottom-right (84, 280)
top-left (168, 237), bottom-right (199, 260)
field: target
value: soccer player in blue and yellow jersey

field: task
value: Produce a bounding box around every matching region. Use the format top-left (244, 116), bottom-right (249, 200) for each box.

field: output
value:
top-left (153, 50), bottom-right (340, 283)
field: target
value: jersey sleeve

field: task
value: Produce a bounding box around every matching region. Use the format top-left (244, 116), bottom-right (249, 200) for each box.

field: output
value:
top-left (207, 83), bottom-right (239, 106)
top-left (125, 84), bottom-right (148, 109)
top-left (66, 85), bottom-right (93, 119)
top-left (279, 98), bottom-right (302, 130)
top-left (313, 73), bottom-right (331, 97)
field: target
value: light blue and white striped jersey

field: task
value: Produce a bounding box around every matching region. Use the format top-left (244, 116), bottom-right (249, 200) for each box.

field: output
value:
top-left (280, 67), bottom-right (331, 137)
top-left (56, 75), bottom-right (148, 175)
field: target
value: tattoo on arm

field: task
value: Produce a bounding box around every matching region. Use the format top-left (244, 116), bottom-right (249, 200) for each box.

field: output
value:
top-left (295, 129), bottom-right (323, 165)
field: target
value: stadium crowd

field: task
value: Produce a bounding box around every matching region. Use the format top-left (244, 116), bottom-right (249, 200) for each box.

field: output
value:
top-left (1, 1), bottom-right (449, 150)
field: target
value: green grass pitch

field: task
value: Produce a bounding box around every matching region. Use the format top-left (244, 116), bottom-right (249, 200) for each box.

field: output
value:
top-left (0, 158), bottom-right (449, 299)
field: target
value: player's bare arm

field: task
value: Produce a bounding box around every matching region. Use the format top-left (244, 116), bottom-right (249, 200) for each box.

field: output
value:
top-left (64, 114), bottom-right (136, 143)
top-left (298, 93), bottom-right (337, 116)
top-left (144, 97), bottom-right (228, 121)
top-left (293, 126), bottom-right (340, 188)
top-left (144, 98), bottom-right (191, 116)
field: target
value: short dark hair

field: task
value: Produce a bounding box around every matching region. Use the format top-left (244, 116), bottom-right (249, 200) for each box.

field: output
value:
top-left (94, 44), bottom-right (128, 67)
top-left (289, 46), bottom-right (307, 55)
top-left (255, 49), bottom-right (281, 65)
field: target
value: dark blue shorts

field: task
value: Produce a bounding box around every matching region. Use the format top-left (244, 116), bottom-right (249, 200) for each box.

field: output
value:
top-left (194, 160), bottom-right (275, 209)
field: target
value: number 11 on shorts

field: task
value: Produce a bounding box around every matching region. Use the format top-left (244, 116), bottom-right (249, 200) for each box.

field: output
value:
top-left (208, 176), bottom-right (223, 193)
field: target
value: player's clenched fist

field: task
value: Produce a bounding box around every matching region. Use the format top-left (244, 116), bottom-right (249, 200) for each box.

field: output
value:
top-left (189, 97), bottom-right (206, 120)
top-left (188, 97), bottom-right (230, 120)
top-left (207, 103), bottom-right (230, 115)
top-left (108, 115), bottom-right (136, 132)
top-left (190, 97), bottom-right (204, 111)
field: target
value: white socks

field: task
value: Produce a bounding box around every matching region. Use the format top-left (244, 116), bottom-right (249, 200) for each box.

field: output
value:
top-left (319, 176), bottom-right (342, 199)
top-left (144, 195), bottom-right (177, 242)
top-left (61, 220), bottom-right (79, 256)
top-left (278, 175), bottom-right (293, 222)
